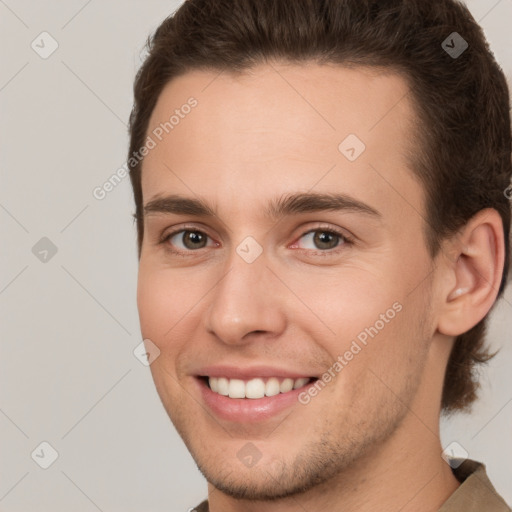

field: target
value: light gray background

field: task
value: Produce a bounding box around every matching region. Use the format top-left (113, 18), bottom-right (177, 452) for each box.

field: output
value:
top-left (1, 1), bottom-right (511, 510)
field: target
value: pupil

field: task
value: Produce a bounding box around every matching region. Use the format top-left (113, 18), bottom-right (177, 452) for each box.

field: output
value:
top-left (314, 231), bottom-right (337, 249)
top-left (185, 231), bottom-right (205, 249)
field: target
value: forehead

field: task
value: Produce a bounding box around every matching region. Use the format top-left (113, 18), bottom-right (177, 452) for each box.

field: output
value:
top-left (141, 62), bottom-right (424, 224)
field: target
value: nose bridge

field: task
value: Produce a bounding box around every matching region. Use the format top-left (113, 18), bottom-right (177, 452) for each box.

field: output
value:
top-left (204, 240), bottom-right (286, 344)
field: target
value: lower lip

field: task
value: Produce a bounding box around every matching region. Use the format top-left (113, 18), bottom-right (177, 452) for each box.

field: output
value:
top-left (196, 378), bottom-right (313, 423)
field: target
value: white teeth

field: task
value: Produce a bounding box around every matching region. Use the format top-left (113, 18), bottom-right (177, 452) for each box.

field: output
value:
top-left (228, 379), bottom-right (246, 398)
top-left (265, 377), bottom-right (280, 397)
top-left (207, 376), bottom-right (312, 398)
top-left (280, 378), bottom-right (294, 393)
top-left (293, 377), bottom-right (309, 389)
top-left (246, 378), bottom-right (266, 399)
top-left (217, 377), bottom-right (229, 396)
top-left (209, 377), bottom-right (219, 393)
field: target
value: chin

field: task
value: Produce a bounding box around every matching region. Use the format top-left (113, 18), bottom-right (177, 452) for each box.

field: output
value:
top-left (185, 432), bottom-right (366, 502)
top-left (195, 459), bottom-right (323, 501)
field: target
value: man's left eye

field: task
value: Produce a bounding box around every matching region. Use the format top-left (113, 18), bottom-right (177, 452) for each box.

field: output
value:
top-left (294, 229), bottom-right (350, 251)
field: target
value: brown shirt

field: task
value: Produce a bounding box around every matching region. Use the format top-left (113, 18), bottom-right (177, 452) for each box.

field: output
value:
top-left (439, 459), bottom-right (510, 511)
top-left (192, 459), bottom-right (511, 511)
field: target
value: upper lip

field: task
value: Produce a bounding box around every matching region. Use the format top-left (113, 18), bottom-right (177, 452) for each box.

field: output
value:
top-left (195, 365), bottom-right (317, 380)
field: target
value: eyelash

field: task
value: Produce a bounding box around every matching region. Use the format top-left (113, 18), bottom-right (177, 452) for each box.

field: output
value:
top-left (159, 224), bottom-right (355, 258)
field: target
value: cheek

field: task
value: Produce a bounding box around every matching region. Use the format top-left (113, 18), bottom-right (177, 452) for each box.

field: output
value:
top-left (137, 267), bottom-right (166, 340)
top-left (290, 262), bottom-right (431, 378)
top-left (136, 264), bottom-right (196, 350)
top-left (285, 265), bottom-right (400, 345)
top-left (313, 300), bottom-right (430, 433)
top-left (136, 266), bottom-right (199, 406)
top-left (340, 286), bottom-right (432, 403)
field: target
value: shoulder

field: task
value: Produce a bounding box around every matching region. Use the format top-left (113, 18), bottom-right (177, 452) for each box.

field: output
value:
top-left (191, 499), bottom-right (209, 512)
top-left (439, 459), bottom-right (511, 511)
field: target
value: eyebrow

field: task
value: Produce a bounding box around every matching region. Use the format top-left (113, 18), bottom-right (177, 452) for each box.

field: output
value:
top-left (143, 192), bottom-right (381, 221)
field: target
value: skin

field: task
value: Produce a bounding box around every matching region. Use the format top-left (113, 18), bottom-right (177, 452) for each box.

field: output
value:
top-left (136, 62), bottom-right (504, 511)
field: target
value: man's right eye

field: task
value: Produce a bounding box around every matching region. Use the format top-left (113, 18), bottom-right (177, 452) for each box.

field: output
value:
top-left (161, 229), bottom-right (216, 254)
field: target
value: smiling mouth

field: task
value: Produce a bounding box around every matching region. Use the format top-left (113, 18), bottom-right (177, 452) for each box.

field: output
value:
top-left (200, 376), bottom-right (317, 399)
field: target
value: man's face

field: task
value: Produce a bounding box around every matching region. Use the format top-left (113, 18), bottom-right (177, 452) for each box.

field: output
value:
top-left (137, 62), bottom-right (439, 499)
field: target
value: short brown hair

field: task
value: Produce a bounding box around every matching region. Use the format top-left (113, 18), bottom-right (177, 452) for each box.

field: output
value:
top-left (127, 0), bottom-right (512, 413)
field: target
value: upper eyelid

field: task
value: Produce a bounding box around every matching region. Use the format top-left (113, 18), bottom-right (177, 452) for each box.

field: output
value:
top-left (163, 222), bottom-right (349, 238)
top-left (291, 227), bottom-right (354, 248)
top-left (163, 224), bottom-right (216, 242)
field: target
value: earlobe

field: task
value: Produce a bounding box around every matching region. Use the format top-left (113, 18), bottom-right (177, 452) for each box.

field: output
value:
top-left (437, 209), bottom-right (505, 337)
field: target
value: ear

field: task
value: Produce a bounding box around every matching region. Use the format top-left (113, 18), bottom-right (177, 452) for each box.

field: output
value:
top-left (437, 208), bottom-right (505, 337)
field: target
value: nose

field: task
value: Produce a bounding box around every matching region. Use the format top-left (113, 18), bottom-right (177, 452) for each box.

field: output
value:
top-left (203, 247), bottom-right (287, 346)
